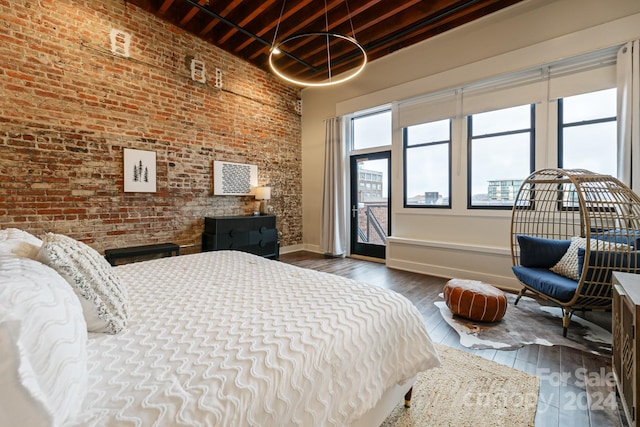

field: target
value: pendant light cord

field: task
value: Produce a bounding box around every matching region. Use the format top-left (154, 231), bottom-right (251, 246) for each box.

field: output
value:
top-left (271, 0), bottom-right (287, 50)
top-left (344, 0), bottom-right (356, 39)
top-left (324, 0), bottom-right (332, 80)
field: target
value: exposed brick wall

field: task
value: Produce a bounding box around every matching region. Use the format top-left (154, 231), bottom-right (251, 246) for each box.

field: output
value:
top-left (0, 0), bottom-right (302, 253)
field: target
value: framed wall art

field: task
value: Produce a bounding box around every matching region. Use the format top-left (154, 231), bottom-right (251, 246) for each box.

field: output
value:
top-left (124, 148), bottom-right (157, 193)
top-left (213, 160), bottom-right (257, 195)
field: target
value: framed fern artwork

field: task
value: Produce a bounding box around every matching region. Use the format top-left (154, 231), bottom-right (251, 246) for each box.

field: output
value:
top-left (124, 148), bottom-right (157, 193)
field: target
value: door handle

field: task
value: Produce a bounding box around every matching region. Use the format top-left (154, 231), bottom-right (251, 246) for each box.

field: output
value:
top-left (351, 205), bottom-right (358, 218)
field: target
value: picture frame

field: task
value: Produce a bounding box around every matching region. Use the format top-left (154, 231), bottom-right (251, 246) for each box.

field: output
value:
top-left (124, 148), bottom-right (157, 193)
top-left (213, 160), bottom-right (257, 195)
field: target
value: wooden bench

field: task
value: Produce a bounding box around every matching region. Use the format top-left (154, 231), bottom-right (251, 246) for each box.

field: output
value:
top-left (104, 243), bottom-right (180, 266)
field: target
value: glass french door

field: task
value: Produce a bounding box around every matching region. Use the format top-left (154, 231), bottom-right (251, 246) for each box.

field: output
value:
top-left (350, 151), bottom-right (391, 259)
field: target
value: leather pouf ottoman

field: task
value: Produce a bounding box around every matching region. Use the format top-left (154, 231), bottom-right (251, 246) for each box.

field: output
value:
top-left (443, 279), bottom-right (507, 322)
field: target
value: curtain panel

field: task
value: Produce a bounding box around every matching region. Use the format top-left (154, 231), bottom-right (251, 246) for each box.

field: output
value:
top-left (617, 40), bottom-right (640, 192)
top-left (320, 117), bottom-right (347, 256)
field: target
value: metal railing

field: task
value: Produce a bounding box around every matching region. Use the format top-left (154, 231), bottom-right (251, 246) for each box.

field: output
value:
top-left (358, 204), bottom-right (387, 244)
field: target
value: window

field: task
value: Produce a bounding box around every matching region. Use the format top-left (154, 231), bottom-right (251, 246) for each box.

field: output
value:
top-left (558, 88), bottom-right (617, 176)
top-left (352, 110), bottom-right (392, 150)
top-left (468, 104), bottom-right (534, 208)
top-left (404, 119), bottom-right (451, 207)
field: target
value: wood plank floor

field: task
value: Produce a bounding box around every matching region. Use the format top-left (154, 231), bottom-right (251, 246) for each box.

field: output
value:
top-left (279, 251), bottom-right (628, 427)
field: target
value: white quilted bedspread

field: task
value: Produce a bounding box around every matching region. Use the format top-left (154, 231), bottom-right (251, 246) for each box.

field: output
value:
top-left (71, 251), bottom-right (439, 427)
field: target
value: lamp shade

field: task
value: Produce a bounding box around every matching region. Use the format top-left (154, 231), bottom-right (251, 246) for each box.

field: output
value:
top-left (254, 186), bottom-right (271, 200)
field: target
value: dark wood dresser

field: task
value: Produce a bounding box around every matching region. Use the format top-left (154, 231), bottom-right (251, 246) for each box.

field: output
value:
top-left (613, 271), bottom-right (640, 427)
top-left (202, 215), bottom-right (279, 260)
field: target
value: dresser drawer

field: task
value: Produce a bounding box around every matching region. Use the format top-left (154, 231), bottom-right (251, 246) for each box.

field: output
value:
top-left (202, 215), bottom-right (279, 259)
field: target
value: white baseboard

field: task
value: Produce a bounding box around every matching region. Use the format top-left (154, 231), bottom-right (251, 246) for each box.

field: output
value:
top-left (279, 244), bottom-right (305, 254)
top-left (386, 257), bottom-right (521, 293)
top-left (283, 239), bottom-right (522, 293)
top-left (279, 243), bottom-right (323, 254)
top-left (386, 237), bottom-right (521, 293)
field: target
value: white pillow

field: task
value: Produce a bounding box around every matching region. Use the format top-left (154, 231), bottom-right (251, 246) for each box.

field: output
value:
top-left (550, 236), bottom-right (627, 280)
top-left (36, 233), bottom-right (129, 334)
top-left (0, 256), bottom-right (88, 426)
top-left (0, 228), bottom-right (42, 259)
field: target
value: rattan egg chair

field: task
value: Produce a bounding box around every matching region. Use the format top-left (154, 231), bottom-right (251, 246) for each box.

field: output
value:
top-left (510, 168), bottom-right (640, 336)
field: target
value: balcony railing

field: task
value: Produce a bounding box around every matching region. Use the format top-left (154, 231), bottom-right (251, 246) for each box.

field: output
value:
top-left (358, 203), bottom-right (387, 244)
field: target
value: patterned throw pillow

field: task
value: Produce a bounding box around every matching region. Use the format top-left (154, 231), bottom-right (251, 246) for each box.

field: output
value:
top-left (550, 236), bottom-right (627, 280)
top-left (36, 233), bottom-right (129, 334)
top-left (0, 256), bottom-right (88, 425)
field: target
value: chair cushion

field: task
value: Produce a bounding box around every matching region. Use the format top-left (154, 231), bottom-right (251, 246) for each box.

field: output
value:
top-left (577, 248), bottom-right (640, 283)
top-left (512, 266), bottom-right (578, 303)
top-left (592, 228), bottom-right (640, 249)
top-left (517, 235), bottom-right (571, 268)
top-left (550, 237), bottom-right (627, 280)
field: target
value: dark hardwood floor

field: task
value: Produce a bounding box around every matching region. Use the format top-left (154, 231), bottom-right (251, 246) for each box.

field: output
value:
top-left (279, 251), bottom-right (627, 427)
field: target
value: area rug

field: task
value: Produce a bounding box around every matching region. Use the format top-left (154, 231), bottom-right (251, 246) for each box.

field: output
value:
top-left (381, 343), bottom-right (539, 427)
top-left (435, 293), bottom-right (612, 354)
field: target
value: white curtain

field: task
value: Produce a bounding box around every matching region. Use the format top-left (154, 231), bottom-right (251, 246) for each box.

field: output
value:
top-left (617, 40), bottom-right (640, 192)
top-left (320, 117), bottom-right (347, 256)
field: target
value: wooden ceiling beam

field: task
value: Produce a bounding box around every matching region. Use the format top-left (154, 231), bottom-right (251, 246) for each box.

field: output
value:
top-left (359, 0), bottom-right (521, 62)
top-left (349, 0), bottom-right (426, 37)
top-left (125, 0), bottom-right (526, 78)
top-left (233, 0), bottom-right (314, 54)
top-left (217, 0), bottom-right (278, 45)
top-left (199, 0), bottom-right (243, 37)
top-left (179, 0), bottom-right (209, 26)
top-left (274, 0), bottom-right (424, 73)
top-left (248, 0), bottom-right (345, 61)
top-left (269, 0), bottom-right (495, 76)
top-left (158, 0), bottom-right (175, 15)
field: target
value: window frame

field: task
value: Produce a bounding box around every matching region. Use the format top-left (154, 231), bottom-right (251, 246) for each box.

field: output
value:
top-left (402, 119), bottom-right (452, 209)
top-left (350, 108), bottom-right (393, 152)
top-left (467, 104), bottom-right (536, 210)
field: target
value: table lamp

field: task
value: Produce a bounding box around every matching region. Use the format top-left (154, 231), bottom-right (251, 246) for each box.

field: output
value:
top-left (254, 186), bottom-right (271, 215)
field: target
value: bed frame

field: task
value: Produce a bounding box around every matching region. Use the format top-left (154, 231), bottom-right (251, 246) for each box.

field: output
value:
top-left (353, 380), bottom-right (415, 426)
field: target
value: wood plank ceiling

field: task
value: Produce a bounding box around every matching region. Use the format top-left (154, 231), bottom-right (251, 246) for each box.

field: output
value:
top-left (126, 0), bottom-right (525, 85)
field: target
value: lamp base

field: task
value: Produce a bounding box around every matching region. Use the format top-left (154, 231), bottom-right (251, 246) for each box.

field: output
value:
top-left (259, 200), bottom-right (269, 215)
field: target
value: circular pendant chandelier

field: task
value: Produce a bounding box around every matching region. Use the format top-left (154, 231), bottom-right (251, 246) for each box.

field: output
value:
top-left (268, 1), bottom-right (367, 87)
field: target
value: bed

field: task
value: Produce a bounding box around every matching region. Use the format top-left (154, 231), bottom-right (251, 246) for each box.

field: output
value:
top-left (0, 229), bottom-right (440, 427)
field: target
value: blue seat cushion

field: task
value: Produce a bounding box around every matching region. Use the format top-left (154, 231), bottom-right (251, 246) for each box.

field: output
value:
top-left (577, 248), bottom-right (640, 282)
top-left (516, 235), bottom-right (572, 269)
top-left (512, 266), bottom-right (577, 303)
top-left (591, 228), bottom-right (640, 249)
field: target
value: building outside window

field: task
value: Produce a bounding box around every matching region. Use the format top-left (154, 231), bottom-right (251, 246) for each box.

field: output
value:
top-left (487, 179), bottom-right (524, 201)
top-left (358, 166), bottom-right (384, 202)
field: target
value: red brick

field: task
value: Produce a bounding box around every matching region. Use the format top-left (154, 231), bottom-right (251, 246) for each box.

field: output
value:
top-left (1, 0), bottom-right (302, 253)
